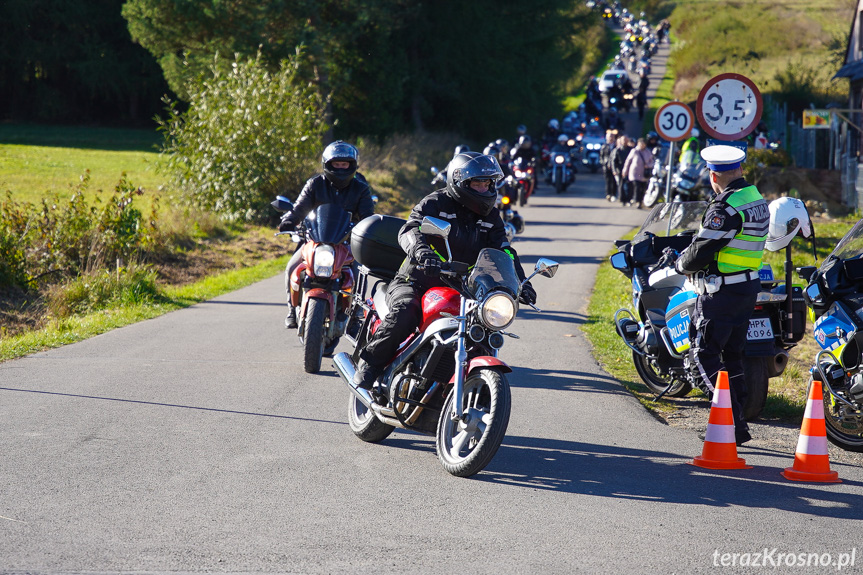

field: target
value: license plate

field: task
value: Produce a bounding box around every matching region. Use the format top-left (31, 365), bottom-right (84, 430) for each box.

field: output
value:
top-left (747, 318), bottom-right (774, 341)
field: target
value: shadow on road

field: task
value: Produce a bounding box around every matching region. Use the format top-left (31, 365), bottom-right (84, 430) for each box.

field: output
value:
top-left (0, 386), bottom-right (347, 426)
top-left (509, 366), bottom-right (634, 396)
top-left (477, 435), bottom-right (863, 518)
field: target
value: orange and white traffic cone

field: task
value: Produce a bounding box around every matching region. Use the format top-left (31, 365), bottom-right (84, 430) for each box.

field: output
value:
top-left (691, 371), bottom-right (751, 470)
top-left (781, 381), bottom-right (841, 483)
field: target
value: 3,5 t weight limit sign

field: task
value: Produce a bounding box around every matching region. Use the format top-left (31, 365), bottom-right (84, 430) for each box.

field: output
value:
top-left (654, 102), bottom-right (694, 142)
top-left (696, 73), bottom-right (762, 141)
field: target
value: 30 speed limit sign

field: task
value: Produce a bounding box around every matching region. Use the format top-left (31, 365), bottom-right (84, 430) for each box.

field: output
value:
top-left (654, 102), bottom-right (694, 142)
top-left (696, 73), bottom-right (762, 140)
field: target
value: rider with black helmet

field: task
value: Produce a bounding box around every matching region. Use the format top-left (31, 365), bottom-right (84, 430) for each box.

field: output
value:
top-left (278, 140), bottom-right (375, 328)
top-left (352, 152), bottom-right (536, 391)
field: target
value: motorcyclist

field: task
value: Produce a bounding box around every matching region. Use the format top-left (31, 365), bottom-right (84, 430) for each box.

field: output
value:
top-left (352, 152), bottom-right (536, 391)
top-left (278, 140), bottom-right (375, 329)
top-left (679, 128), bottom-right (701, 170)
top-left (600, 130), bottom-right (618, 201)
top-left (510, 135), bottom-right (539, 192)
top-left (542, 119), bottom-right (562, 148)
top-left (674, 145), bottom-right (769, 446)
top-left (604, 107), bottom-right (624, 133)
top-left (514, 124), bottom-right (529, 145)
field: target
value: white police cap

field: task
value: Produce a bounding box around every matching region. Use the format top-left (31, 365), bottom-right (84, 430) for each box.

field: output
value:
top-left (701, 145), bottom-right (746, 172)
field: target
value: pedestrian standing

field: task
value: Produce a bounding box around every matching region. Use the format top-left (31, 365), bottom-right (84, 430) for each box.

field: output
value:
top-left (674, 145), bottom-right (769, 445)
top-left (622, 137), bottom-right (653, 207)
top-left (600, 130), bottom-right (618, 201)
top-left (611, 135), bottom-right (633, 203)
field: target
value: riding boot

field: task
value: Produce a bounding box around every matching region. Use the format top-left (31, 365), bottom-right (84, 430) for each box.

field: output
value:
top-left (285, 306), bottom-right (298, 329)
top-left (353, 359), bottom-right (383, 390)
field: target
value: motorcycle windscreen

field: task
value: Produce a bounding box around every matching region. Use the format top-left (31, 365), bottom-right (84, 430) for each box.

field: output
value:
top-left (466, 248), bottom-right (520, 300)
top-left (634, 201), bottom-right (708, 240)
top-left (305, 204), bottom-right (352, 244)
top-left (823, 219), bottom-right (863, 264)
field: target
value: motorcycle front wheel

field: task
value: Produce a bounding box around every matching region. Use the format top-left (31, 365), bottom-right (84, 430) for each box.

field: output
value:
top-left (347, 393), bottom-right (395, 443)
top-left (632, 350), bottom-right (692, 397)
top-left (436, 368), bottom-right (511, 477)
top-left (816, 377), bottom-right (863, 452)
top-left (303, 298), bottom-right (328, 373)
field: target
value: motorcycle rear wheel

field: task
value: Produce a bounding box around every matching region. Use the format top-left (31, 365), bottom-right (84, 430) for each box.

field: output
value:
top-left (742, 356), bottom-right (768, 421)
top-left (436, 368), bottom-right (511, 477)
top-left (632, 350), bottom-right (692, 397)
top-left (348, 393), bottom-right (395, 443)
top-left (815, 377), bottom-right (863, 452)
top-left (642, 179), bottom-right (661, 208)
top-left (303, 298), bottom-right (327, 373)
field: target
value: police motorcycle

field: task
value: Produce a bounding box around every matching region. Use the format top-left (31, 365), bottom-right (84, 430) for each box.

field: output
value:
top-left (610, 201), bottom-right (809, 420)
top-left (580, 122), bottom-right (605, 174)
top-left (798, 215), bottom-right (863, 451)
top-left (670, 160), bottom-right (711, 202)
top-left (272, 196), bottom-right (355, 373)
top-left (333, 215), bottom-right (559, 477)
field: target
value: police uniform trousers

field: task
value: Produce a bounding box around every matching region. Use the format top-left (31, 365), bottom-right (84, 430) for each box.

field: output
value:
top-left (361, 279), bottom-right (425, 367)
top-left (691, 278), bottom-right (759, 439)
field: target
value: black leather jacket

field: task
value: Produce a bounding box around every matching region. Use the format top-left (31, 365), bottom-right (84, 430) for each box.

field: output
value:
top-left (396, 189), bottom-right (526, 290)
top-left (281, 173), bottom-right (374, 228)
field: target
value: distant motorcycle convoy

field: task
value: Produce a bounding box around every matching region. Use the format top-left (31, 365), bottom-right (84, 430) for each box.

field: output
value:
top-left (270, 3), bottom-right (861, 477)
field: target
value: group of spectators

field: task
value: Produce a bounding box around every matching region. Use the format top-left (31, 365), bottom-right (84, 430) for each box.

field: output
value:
top-left (599, 131), bottom-right (657, 208)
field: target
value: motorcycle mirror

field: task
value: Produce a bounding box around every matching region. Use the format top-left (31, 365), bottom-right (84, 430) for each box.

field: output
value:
top-left (805, 282), bottom-right (822, 304)
top-left (271, 195), bottom-right (294, 213)
top-left (420, 216), bottom-right (451, 239)
top-left (534, 258), bottom-right (559, 279)
top-left (610, 252), bottom-right (629, 270)
top-left (371, 195), bottom-right (378, 204)
top-left (797, 266), bottom-right (816, 282)
top-left (430, 166), bottom-right (439, 176)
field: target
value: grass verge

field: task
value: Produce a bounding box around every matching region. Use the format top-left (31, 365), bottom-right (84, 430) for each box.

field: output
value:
top-left (0, 255), bottom-right (287, 362)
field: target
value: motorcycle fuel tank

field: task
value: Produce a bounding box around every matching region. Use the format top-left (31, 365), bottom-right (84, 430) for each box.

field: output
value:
top-left (421, 287), bottom-right (460, 330)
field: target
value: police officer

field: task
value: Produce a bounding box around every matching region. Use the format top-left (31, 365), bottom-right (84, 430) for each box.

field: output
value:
top-left (278, 140), bottom-right (375, 329)
top-left (352, 152), bottom-right (536, 391)
top-left (674, 145), bottom-right (769, 445)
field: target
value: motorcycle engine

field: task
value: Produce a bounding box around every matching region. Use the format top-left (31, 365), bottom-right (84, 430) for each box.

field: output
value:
top-left (848, 373), bottom-right (863, 403)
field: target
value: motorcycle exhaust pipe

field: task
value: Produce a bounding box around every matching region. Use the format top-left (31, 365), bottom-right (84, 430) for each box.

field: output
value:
top-left (332, 352), bottom-right (374, 408)
top-left (767, 349), bottom-right (790, 378)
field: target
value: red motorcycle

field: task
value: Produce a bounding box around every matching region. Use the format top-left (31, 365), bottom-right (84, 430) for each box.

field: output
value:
top-left (335, 215), bottom-right (558, 477)
top-left (273, 197), bottom-right (355, 373)
top-left (511, 156), bottom-right (536, 206)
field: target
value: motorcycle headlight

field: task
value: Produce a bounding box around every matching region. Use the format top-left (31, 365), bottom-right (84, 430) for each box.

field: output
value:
top-left (480, 292), bottom-right (517, 330)
top-left (555, 155), bottom-right (565, 164)
top-left (567, 139), bottom-right (576, 147)
top-left (515, 170), bottom-right (526, 178)
top-left (312, 244), bottom-right (335, 277)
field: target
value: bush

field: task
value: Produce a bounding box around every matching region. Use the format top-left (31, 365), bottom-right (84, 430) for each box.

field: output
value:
top-left (158, 51), bottom-right (328, 222)
top-left (46, 264), bottom-right (160, 318)
top-left (0, 192), bottom-right (30, 289)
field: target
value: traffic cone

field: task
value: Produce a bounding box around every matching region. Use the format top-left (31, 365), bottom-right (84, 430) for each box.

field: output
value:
top-left (691, 371), bottom-right (751, 470)
top-left (781, 381), bottom-right (841, 483)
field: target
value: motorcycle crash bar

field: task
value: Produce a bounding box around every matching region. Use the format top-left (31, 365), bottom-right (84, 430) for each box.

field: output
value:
top-left (332, 352), bottom-right (374, 408)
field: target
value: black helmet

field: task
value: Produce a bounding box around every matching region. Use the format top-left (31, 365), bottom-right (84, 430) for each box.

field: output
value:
top-left (446, 152), bottom-right (504, 216)
top-left (322, 140), bottom-right (359, 188)
top-left (517, 134), bottom-right (532, 149)
top-left (516, 124), bottom-right (527, 136)
top-left (453, 144), bottom-right (471, 157)
top-left (646, 131), bottom-right (659, 147)
top-left (495, 138), bottom-right (510, 155)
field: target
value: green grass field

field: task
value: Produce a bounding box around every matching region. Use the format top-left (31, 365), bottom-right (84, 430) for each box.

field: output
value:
top-left (0, 124), bottom-right (166, 204)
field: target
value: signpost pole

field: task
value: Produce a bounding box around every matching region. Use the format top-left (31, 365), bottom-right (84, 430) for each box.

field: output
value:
top-left (664, 140), bottom-right (675, 203)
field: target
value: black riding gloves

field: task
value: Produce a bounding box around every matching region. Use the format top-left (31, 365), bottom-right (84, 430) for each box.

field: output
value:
top-left (415, 247), bottom-right (441, 277)
top-left (519, 281), bottom-right (537, 305)
top-left (278, 213), bottom-right (295, 233)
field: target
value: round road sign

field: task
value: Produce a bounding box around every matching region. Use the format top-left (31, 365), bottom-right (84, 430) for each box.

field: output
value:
top-left (696, 73), bottom-right (762, 141)
top-left (654, 101), bottom-right (695, 142)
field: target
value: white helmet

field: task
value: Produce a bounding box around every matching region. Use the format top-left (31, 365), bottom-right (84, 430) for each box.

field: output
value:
top-left (557, 134), bottom-right (568, 144)
top-left (690, 128), bottom-right (699, 138)
top-left (765, 197), bottom-right (812, 251)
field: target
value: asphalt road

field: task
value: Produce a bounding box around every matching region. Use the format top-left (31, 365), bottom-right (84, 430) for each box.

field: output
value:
top-left (3, 171), bottom-right (862, 574)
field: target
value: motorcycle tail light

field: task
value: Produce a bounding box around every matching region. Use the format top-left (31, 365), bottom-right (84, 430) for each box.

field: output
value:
top-left (312, 244), bottom-right (335, 277)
